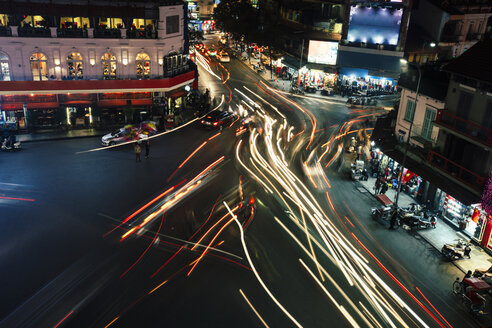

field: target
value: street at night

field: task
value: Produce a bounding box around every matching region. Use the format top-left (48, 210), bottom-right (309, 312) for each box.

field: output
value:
top-left (1, 1), bottom-right (492, 327)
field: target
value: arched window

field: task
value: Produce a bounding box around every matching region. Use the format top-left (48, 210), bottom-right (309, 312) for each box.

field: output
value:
top-left (67, 52), bottom-right (83, 79)
top-left (0, 51), bottom-right (10, 81)
top-left (136, 53), bottom-right (150, 79)
top-left (30, 52), bottom-right (48, 81)
top-left (101, 52), bottom-right (116, 79)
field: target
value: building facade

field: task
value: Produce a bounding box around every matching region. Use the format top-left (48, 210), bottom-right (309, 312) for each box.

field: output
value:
top-left (0, 0), bottom-right (196, 131)
top-left (376, 39), bottom-right (492, 251)
top-left (405, 0), bottom-right (492, 64)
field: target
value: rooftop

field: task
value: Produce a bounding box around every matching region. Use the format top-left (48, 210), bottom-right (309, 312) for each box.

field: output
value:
top-left (443, 38), bottom-right (492, 84)
top-left (398, 64), bottom-right (450, 101)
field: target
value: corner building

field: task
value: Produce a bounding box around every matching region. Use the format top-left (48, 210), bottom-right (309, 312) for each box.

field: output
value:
top-left (0, 0), bottom-right (196, 131)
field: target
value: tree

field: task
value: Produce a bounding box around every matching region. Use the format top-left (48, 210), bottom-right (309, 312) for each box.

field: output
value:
top-left (214, 0), bottom-right (259, 43)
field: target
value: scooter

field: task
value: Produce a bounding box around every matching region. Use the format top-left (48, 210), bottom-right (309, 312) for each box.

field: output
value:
top-left (400, 213), bottom-right (436, 230)
top-left (1, 138), bottom-right (21, 151)
top-left (371, 206), bottom-right (392, 220)
top-left (351, 168), bottom-right (368, 181)
top-left (442, 239), bottom-right (472, 261)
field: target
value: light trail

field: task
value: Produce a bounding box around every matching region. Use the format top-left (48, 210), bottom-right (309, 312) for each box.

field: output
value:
top-left (239, 289), bottom-right (270, 328)
top-left (0, 196), bottom-right (35, 202)
top-left (53, 310), bottom-right (74, 328)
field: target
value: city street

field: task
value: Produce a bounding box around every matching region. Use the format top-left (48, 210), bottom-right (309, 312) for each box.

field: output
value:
top-left (0, 34), bottom-right (489, 328)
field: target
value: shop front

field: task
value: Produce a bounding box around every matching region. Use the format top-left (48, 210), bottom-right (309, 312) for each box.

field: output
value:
top-left (299, 67), bottom-right (337, 95)
top-left (339, 68), bottom-right (397, 96)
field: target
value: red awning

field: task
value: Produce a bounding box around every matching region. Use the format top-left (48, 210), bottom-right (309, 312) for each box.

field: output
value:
top-left (166, 90), bottom-right (186, 99)
top-left (64, 100), bottom-right (93, 105)
top-left (97, 100), bottom-right (127, 108)
top-left (131, 99), bottom-right (153, 106)
top-left (26, 102), bottom-right (59, 109)
top-left (376, 194), bottom-right (393, 206)
top-left (1, 103), bottom-right (23, 111)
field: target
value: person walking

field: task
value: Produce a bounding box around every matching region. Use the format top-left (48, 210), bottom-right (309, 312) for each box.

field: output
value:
top-left (145, 139), bottom-right (150, 159)
top-left (134, 141), bottom-right (142, 162)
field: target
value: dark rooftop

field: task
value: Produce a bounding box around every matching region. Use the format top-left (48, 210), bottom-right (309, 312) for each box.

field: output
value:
top-left (398, 64), bottom-right (450, 101)
top-left (443, 38), bottom-right (492, 84)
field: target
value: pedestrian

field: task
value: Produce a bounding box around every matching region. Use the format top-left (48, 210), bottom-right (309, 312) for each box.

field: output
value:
top-left (464, 244), bottom-right (472, 259)
top-left (134, 141), bottom-right (141, 162)
top-left (145, 139), bottom-right (150, 159)
top-left (380, 181), bottom-right (388, 195)
top-left (389, 208), bottom-right (398, 229)
top-left (374, 177), bottom-right (381, 194)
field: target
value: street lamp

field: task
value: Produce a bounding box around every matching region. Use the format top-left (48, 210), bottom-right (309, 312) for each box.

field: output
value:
top-left (394, 59), bottom-right (422, 209)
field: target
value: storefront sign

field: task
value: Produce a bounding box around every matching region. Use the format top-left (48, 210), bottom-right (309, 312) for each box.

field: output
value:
top-left (307, 40), bottom-right (338, 65)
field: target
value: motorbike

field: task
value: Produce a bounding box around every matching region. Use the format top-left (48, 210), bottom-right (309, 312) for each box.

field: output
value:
top-left (351, 168), bottom-right (368, 181)
top-left (400, 212), bottom-right (436, 230)
top-left (289, 86), bottom-right (305, 95)
top-left (371, 206), bottom-right (393, 220)
top-left (1, 137), bottom-right (21, 151)
top-left (442, 239), bottom-right (472, 261)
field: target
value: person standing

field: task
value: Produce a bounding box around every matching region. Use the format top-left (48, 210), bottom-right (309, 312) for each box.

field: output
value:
top-left (380, 180), bottom-right (388, 195)
top-left (389, 208), bottom-right (398, 229)
top-left (134, 142), bottom-right (142, 162)
top-left (145, 139), bottom-right (150, 159)
top-left (374, 177), bottom-right (381, 195)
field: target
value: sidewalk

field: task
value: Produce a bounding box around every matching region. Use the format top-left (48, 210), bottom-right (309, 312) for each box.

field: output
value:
top-left (358, 175), bottom-right (492, 274)
top-left (17, 128), bottom-right (111, 143)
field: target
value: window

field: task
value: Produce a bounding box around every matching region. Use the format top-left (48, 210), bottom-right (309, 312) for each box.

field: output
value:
top-left (0, 14), bottom-right (9, 26)
top-left (21, 15), bottom-right (46, 28)
top-left (457, 90), bottom-right (472, 120)
top-left (30, 52), bottom-right (48, 81)
top-left (421, 108), bottom-right (436, 140)
top-left (67, 52), bottom-right (83, 79)
top-left (0, 51), bottom-right (10, 81)
top-left (131, 19), bottom-right (155, 30)
top-left (166, 15), bottom-right (179, 34)
top-left (136, 53), bottom-right (150, 79)
top-left (98, 18), bottom-right (124, 29)
top-left (60, 17), bottom-right (90, 29)
top-left (101, 53), bottom-right (117, 79)
top-left (404, 99), bottom-right (416, 122)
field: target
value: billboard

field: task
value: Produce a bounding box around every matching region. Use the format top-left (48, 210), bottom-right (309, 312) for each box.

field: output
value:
top-left (347, 6), bottom-right (403, 45)
top-left (307, 40), bottom-right (338, 65)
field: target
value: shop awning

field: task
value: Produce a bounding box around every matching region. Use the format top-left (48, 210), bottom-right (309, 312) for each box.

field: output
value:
top-left (97, 100), bottom-right (127, 108)
top-left (131, 99), bottom-right (153, 106)
top-left (0, 103), bottom-right (23, 111)
top-left (26, 102), bottom-right (59, 109)
top-left (166, 89), bottom-right (186, 99)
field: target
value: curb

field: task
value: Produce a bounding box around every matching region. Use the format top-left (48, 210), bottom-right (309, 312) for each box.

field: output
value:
top-left (19, 133), bottom-right (108, 143)
top-left (356, 180), bottom-right (469, 273)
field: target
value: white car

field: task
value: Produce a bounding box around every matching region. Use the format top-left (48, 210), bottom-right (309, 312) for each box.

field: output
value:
top-left (218, 52), bottom-right (230, 62)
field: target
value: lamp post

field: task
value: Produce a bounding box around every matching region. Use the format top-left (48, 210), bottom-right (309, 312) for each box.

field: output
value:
top-left (394, 59), bottom-right (421, 209)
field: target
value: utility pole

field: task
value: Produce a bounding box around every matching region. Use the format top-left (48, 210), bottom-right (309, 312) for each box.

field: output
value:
top-left (298, 38), bottom-right (304, 86)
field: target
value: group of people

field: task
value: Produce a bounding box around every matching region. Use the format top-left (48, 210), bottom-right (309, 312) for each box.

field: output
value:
top-left (374, 176), bottom-right (390, 195)
top-left (134, 139), bottom-right (150, 162)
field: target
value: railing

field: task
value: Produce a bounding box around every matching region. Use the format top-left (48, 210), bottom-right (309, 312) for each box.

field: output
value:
top-left (435, 109), bottom-right (492, 146)
top-left (18, 27), bottom-right (51, 37)
top-left (0, 26), bottom-right (12, 36)
top-left (427, 150), bottom-right (487, 189)
top-left (57, 28), bottom-right (88, 38)
top-left (127, 29), bottom-right (157, 39)
top-left (93, 28), bottom-right (121, 38)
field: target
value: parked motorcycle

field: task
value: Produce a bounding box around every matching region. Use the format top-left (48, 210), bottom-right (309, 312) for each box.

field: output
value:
top-left (400, 213), bottom-right (436, 230)
top-left (442, 239), bottom-right (472, 261)
top-left (1, 137), bottom-right (21, 152)
top-left (351, 168), bottom-right (368, 181)
top-left (371, 206), bottom-right (393, 220)
top-left (289, 86), bottom-right (305, 95)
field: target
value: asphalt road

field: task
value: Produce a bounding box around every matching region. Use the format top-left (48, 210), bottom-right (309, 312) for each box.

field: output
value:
top-left (0, 34), bottom-right (488, 328)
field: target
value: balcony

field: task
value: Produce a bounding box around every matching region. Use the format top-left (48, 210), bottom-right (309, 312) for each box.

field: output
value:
top-left (0, 26), bottom-right (12, 37)
top-left (57, 28), bottom-right (88, 38)
top-left (434, 109), bottom-right (492, 147)
top-left (93, 28), bottom-right (121, 38)
top-left (427, 150), bottom-right (487, 190)
top-left (127, 28), bottom-right (157, 39)
top-left (18, 27), bottom-right (51, 38)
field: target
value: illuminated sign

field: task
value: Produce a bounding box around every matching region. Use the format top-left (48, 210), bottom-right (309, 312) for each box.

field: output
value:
top-left (307, 40), bottom-right (338, 65)
top-left (347, 6), bottom-right (403, 45)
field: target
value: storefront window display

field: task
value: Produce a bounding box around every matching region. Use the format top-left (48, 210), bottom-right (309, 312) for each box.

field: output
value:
top-left (136, 53), bottom-right (150, 79)
top-left (299, 68), bottom-right (336, 93)
top-left (67, 53), bottom-right (83, 79)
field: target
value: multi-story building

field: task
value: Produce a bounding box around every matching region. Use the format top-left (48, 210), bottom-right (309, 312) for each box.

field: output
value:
top-left (187, 0), bottom-right (218, 32)
top-left (375, 39), bottom-right (492, 251)
top-left (336, 0), bottom-right (411, 92)
top-left (405, 0), bottom-right (492, 64)
top-left (0, 0), bottom-right (196, 131)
